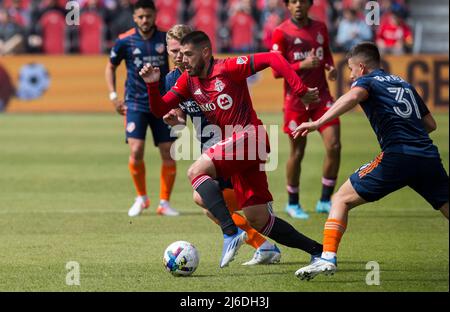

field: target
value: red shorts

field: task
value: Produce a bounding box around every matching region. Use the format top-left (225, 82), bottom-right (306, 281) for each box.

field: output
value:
top-left (205, 129), bottom-right (273, 209)
top-left (283, 102), bottom-right (340, 136)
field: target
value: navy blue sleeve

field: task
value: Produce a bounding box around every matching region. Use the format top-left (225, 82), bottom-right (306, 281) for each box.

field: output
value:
top-left (411, 86), bottom-right (430, 117)
top-left (109, 38), bottom-right (126, 66)
top-left (351, 76), bottom-right (372, 93)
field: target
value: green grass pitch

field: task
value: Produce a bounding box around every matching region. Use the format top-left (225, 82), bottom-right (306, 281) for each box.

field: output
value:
top-left (0, 112), bottom-right (448, 292)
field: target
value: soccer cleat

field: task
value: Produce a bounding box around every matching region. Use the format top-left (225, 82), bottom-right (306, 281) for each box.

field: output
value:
top-left (295, 257), bottom-right (337, 281)
top-left (315, 200), bottom-right (331, 214)
top-left (242, 244), bottom-right (281, 266)
top-left (128, 196), bottom-right (150, 217)
top-left (220, 228), bottom-right (247, 268)
top-left (310, 253), bottom-right (322, 264)
top-left (156, 200), bottom-right (180, 216)
top-left (285, 203), bottom-right (309, 219)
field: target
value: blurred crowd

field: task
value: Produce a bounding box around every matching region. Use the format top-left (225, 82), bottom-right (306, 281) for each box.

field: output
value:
top-left (0, 0), bottom-right (413, 55)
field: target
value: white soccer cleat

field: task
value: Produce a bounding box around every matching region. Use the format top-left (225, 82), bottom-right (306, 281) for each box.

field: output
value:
top-left (128, 196), bottom-right (150, 217)
top-left (242, 244), bottom-right (281, 265)
top-left (156, 200), bottom-right (180, 216)
top-left (220, 229), bottom-right (247, 268)
top-left (295, 257), bottom-right (337, 281)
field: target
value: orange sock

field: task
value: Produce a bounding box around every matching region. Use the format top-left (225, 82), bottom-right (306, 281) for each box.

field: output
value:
top-left (232, 213), bottom-right (266, 249)
top-left (160, 162), bottom-right (176, 201)
top-left (128, 158), bottom-right (147, 196)
top-left (223, 189), bottom-right (266, 249)
top-left (323, 218), bottom-right (347, 253)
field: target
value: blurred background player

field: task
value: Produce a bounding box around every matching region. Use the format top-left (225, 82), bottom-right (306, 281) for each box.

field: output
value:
top-left (163, 24), bottom-right (281, 265)
top-left (271, 0), bottom-right (341, 219)
top-left (140, 31), bottom-right (324, 268)
top-left (105, 0), bottom-right (179, 217)
top-left (294, 42), bottom-right (449, 280)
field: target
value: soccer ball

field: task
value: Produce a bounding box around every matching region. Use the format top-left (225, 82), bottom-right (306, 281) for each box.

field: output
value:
top-left (163, 241), bottom-right (199, 276)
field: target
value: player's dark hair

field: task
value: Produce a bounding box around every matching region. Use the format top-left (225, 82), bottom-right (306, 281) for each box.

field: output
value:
top-left (346, 42), bottom-right (381, 68)
top-left (283, 0), bottom-right (314, 5)
top-left (180, 31), bottom-right (212, 49)
top-left (133, 0), bottom-right (156, 11)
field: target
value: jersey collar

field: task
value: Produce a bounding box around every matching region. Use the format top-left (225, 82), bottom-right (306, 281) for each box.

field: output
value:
top-left (135, 26), bottom-right (158, 40)
top-left (290, 17), bottom-right (311, 29)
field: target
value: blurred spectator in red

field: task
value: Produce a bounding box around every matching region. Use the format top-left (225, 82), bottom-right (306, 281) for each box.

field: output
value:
top-left (335, 8), bottom-right (372, 52)
top-left (376, 7), bottom-right (413, 55)
top-left (0, 6), bottom-right (25, 54)
top-left (5, 0), bottom-right (30, 27)
top-left (260, 0), bottom-right (285, 50)
top-left (228, 0), bottom-right (258, 53)
top-left (28, 0), bottom-right (66, 53)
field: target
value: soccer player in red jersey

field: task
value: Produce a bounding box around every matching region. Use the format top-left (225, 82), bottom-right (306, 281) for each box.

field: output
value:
top-left (140, 31), bottom-right (324, 268)
top-left (272, 0), bottom-right (341, 218)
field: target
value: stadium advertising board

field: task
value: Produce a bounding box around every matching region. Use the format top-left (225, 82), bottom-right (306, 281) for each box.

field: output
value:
top-left (0, 54), bottom-right (448, 113)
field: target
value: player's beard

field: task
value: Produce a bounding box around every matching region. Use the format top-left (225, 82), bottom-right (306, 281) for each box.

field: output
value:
top-left (187, 58), bottom-right (205, 77)
top-left (139, 24), bottom-right (155, 36)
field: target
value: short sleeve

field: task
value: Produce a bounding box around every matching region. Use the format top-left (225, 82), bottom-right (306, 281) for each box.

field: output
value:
top-left (412, 87), bottom-right (430, 117)
top-left (109, 39), bottom-right (125, 66)
top-left (351, 76), bottom-right (372, 93)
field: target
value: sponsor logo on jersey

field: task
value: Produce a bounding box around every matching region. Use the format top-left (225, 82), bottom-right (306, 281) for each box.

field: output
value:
top-left (155, 43), bottom-right (165, 54)
top-left (132, 48), bottom-right (141, 55)
top-left (293, 51), bottom-right (309, 61)
top-left (236, 56), bottom-right (248, 65)
top-left (194, 88), bottom-right (202, 95)
top-left (294, 38), bottom-right (302, 45)
top-left (217, 94), bottom-right (233, 110)
top-left (214, 79), bottom-right (226, 92)
top-left (110, 50), bottom-right (117, 58)
top-left (127, 122), bottom-right (136, 133)
top-left (272, 43), bottom-right (279, 51)
top-left (134, 57), bottom-right (143, 68)
top-left (317, 32), bottom-right (324, 45)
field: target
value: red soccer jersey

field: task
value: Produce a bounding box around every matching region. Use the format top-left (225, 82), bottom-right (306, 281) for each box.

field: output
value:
top-left (172, 56), bottom-right (262, 134)
top-left (147, 52), bottom-right (309, 137)
top-left (272, 18), bottom-right (334, 112)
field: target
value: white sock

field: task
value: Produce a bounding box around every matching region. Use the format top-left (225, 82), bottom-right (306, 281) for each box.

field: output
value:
top-left (159, 199), bottom-right (169, 206)
top-left (321, 251), bottom-right (336, 260)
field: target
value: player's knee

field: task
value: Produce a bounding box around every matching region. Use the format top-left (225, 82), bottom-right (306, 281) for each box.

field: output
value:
top-left (290, 148), bottom-right (305, 162)
top-left (327, 141), bottom-right (341, 156)
top-left (332, 191), bottom-right (352, 211)
top-left (130, 147), bottom-right (144, 161)
top-left (193, 191), bottom-right (204, 207)
top-left (187, 165), bottom-right (198, 182)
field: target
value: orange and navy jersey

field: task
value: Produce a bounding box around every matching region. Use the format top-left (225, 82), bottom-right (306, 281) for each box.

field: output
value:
top-left (110, 27), bottom-right (169, 113)
top-left (272, 18), bottom-right (334, 111)
top-left (352, 69), bottom-right (439, 158)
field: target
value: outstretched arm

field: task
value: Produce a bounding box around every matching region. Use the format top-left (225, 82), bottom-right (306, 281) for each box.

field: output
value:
top-left (140, 64), bottom-right (184, 118)
top-left (293, 86), bottom-right (368, 138)
top-left (251, 52), bottom-right (319, 104)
